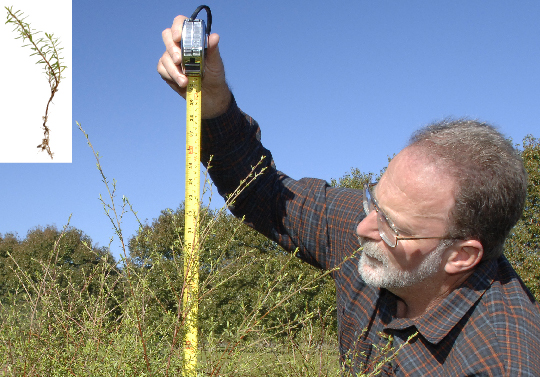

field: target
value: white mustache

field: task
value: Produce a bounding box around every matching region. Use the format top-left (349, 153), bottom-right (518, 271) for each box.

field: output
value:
top-left (358, 237), bottom-right (386, 265)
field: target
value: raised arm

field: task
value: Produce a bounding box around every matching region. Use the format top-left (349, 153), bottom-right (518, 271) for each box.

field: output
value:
top-left (156, 14), bottom-right (364, 273)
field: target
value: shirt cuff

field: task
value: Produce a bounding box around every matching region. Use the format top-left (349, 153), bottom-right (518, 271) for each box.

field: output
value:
top-left (201, 94), bottom-right (252, 163)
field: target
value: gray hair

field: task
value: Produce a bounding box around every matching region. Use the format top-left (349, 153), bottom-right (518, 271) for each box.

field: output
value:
top-left (407, 118), bottom-right (527, 261)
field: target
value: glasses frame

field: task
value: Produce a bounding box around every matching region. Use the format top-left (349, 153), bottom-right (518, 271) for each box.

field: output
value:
top-left (363, 183), bottom-right (451, 248)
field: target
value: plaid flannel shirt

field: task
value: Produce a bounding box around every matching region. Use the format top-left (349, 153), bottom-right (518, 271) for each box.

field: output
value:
top-left (201, 96), bottom-right (540, 376)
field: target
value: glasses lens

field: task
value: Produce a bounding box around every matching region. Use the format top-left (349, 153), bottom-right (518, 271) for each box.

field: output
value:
top-left (377, 212), bottom-right (397, 247)
top-left (363, 185), bottom-right (373, 215)
top-left (364, 183), bottom-right (397, 247)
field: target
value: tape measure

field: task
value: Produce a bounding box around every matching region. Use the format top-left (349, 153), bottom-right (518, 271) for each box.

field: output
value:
top-left (183, 75), bottom-right (201, 376)
top-left (181, 5), bottom-right (211, 376)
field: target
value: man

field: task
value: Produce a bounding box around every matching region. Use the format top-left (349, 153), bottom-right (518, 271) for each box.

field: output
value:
top-left (158, 15), bottom-right (540, 376)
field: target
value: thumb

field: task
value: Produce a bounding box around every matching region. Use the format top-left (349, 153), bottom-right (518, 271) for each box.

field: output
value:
top-left (204, 33), bottom-right (224, 78)
top-left (208, 32), bottom-right (220, 51)
top-left (200, 32), bottom-right (231, 118)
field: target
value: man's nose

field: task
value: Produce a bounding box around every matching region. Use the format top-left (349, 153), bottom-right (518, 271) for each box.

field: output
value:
top-left (356, 211), bottom-right (381, 241)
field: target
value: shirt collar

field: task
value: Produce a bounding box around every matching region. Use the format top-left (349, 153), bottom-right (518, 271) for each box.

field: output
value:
top-left (378, 258), bottom-right (497, 344)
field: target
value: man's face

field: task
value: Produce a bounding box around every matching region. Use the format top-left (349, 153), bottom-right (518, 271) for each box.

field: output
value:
top-left (356, 147), bottom-right (456, 290)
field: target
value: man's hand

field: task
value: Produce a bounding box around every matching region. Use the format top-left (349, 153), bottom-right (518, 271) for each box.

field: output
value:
top-left (158, 15), bottom-right (231, 119)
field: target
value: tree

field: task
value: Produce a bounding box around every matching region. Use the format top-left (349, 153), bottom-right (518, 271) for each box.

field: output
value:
top-left (504, 136), bottom-right (540, 299)
top-left (0, 233), bottom-right (20, 299)
top-left (330, 167), bottom-right (373, 190)
top-left (0, 225), bottom-right (117, 303)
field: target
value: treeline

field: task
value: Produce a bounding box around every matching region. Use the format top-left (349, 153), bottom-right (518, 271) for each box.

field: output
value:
top-left (0, 226), bottom-right (117, 300)
top-left (0, 209), bottom-right (337, 343)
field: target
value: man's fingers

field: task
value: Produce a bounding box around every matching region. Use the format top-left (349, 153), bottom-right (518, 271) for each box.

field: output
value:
top-left (157, 51), bottom-right (187, 92)
top-left (160, 21), bottom-right (186, 91)
top-left (156, 56), bottom-right (171, 83)
top-left (161, 15), bottom-right (188, 72)
top-left (171, 15), bottom-right (187, 42)
top-left (162, 27), bottom-right (182, 66)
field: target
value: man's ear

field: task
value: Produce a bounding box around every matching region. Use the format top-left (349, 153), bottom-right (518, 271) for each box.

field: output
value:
top-left (444, 240), bottom-right (484, 275)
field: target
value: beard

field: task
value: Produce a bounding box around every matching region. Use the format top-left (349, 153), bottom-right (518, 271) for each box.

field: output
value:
top-left (357, 238), bottom-right (450, 290)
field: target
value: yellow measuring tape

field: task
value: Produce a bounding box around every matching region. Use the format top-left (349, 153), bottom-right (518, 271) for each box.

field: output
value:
top-left (183, 75), bottom-right (201, 376)
top-left (181, 7), bottom-right (210, 375)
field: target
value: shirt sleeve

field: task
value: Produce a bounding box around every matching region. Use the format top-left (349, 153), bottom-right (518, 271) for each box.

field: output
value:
top-left (201, 96), bottom-right (365, 272)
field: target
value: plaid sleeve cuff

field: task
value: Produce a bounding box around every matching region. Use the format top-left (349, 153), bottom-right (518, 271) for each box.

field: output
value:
top-left (201, 94), bottom-right (245, 164)
top-left (199, 94), bottom-right (274, 202)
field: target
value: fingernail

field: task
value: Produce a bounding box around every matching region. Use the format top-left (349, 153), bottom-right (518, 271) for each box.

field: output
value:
top-left (173, 53), bottom-right (181, 64)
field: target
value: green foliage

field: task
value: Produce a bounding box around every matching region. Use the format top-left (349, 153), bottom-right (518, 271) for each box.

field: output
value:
top-left (330, 161), bottom-right (390, 189)
top-left (0, 235), bottom-right (182, 376)
top-left (330, 167), bottom-right (373, 189)
top-left (5, 6), bottom-right (67, 159)
top-left (0, 226), bottom-right (388, 376)
top-left (504, 135), bottom-right (540, 299)
top-left (0, 225), bottom-right (116, 303)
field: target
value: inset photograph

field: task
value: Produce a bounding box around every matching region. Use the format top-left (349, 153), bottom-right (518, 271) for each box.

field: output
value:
top-left (1, 0), bottom-right (72, 163)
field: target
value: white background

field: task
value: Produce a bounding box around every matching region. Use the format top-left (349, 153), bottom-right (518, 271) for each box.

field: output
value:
top-left (0, 0), bottom-right (72, 163)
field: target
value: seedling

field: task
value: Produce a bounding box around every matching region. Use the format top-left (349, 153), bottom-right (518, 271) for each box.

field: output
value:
top-left (5, 6), bottom-right (67, 159)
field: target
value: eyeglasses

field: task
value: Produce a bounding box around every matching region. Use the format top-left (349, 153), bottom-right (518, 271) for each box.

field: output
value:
top-left (363, 183), bottom-right (450, 248)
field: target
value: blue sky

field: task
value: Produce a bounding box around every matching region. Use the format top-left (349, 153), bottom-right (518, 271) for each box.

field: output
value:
top-left (1, 0), bottom-right (539, 261)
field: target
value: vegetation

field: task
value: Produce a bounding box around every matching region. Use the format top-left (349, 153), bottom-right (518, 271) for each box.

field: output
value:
top-left (5, 6), bottom-right (67, 159)
top-left (503, 136), bottom-right (540, 298)
top-left (127, 204), bottom-right (337, 343)
top-left (0, 225), bottom-right (116, 302)
top-left (0, 123), bottom-right (387, 376)
top-left (0, 133), bottom-right (537, 375)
